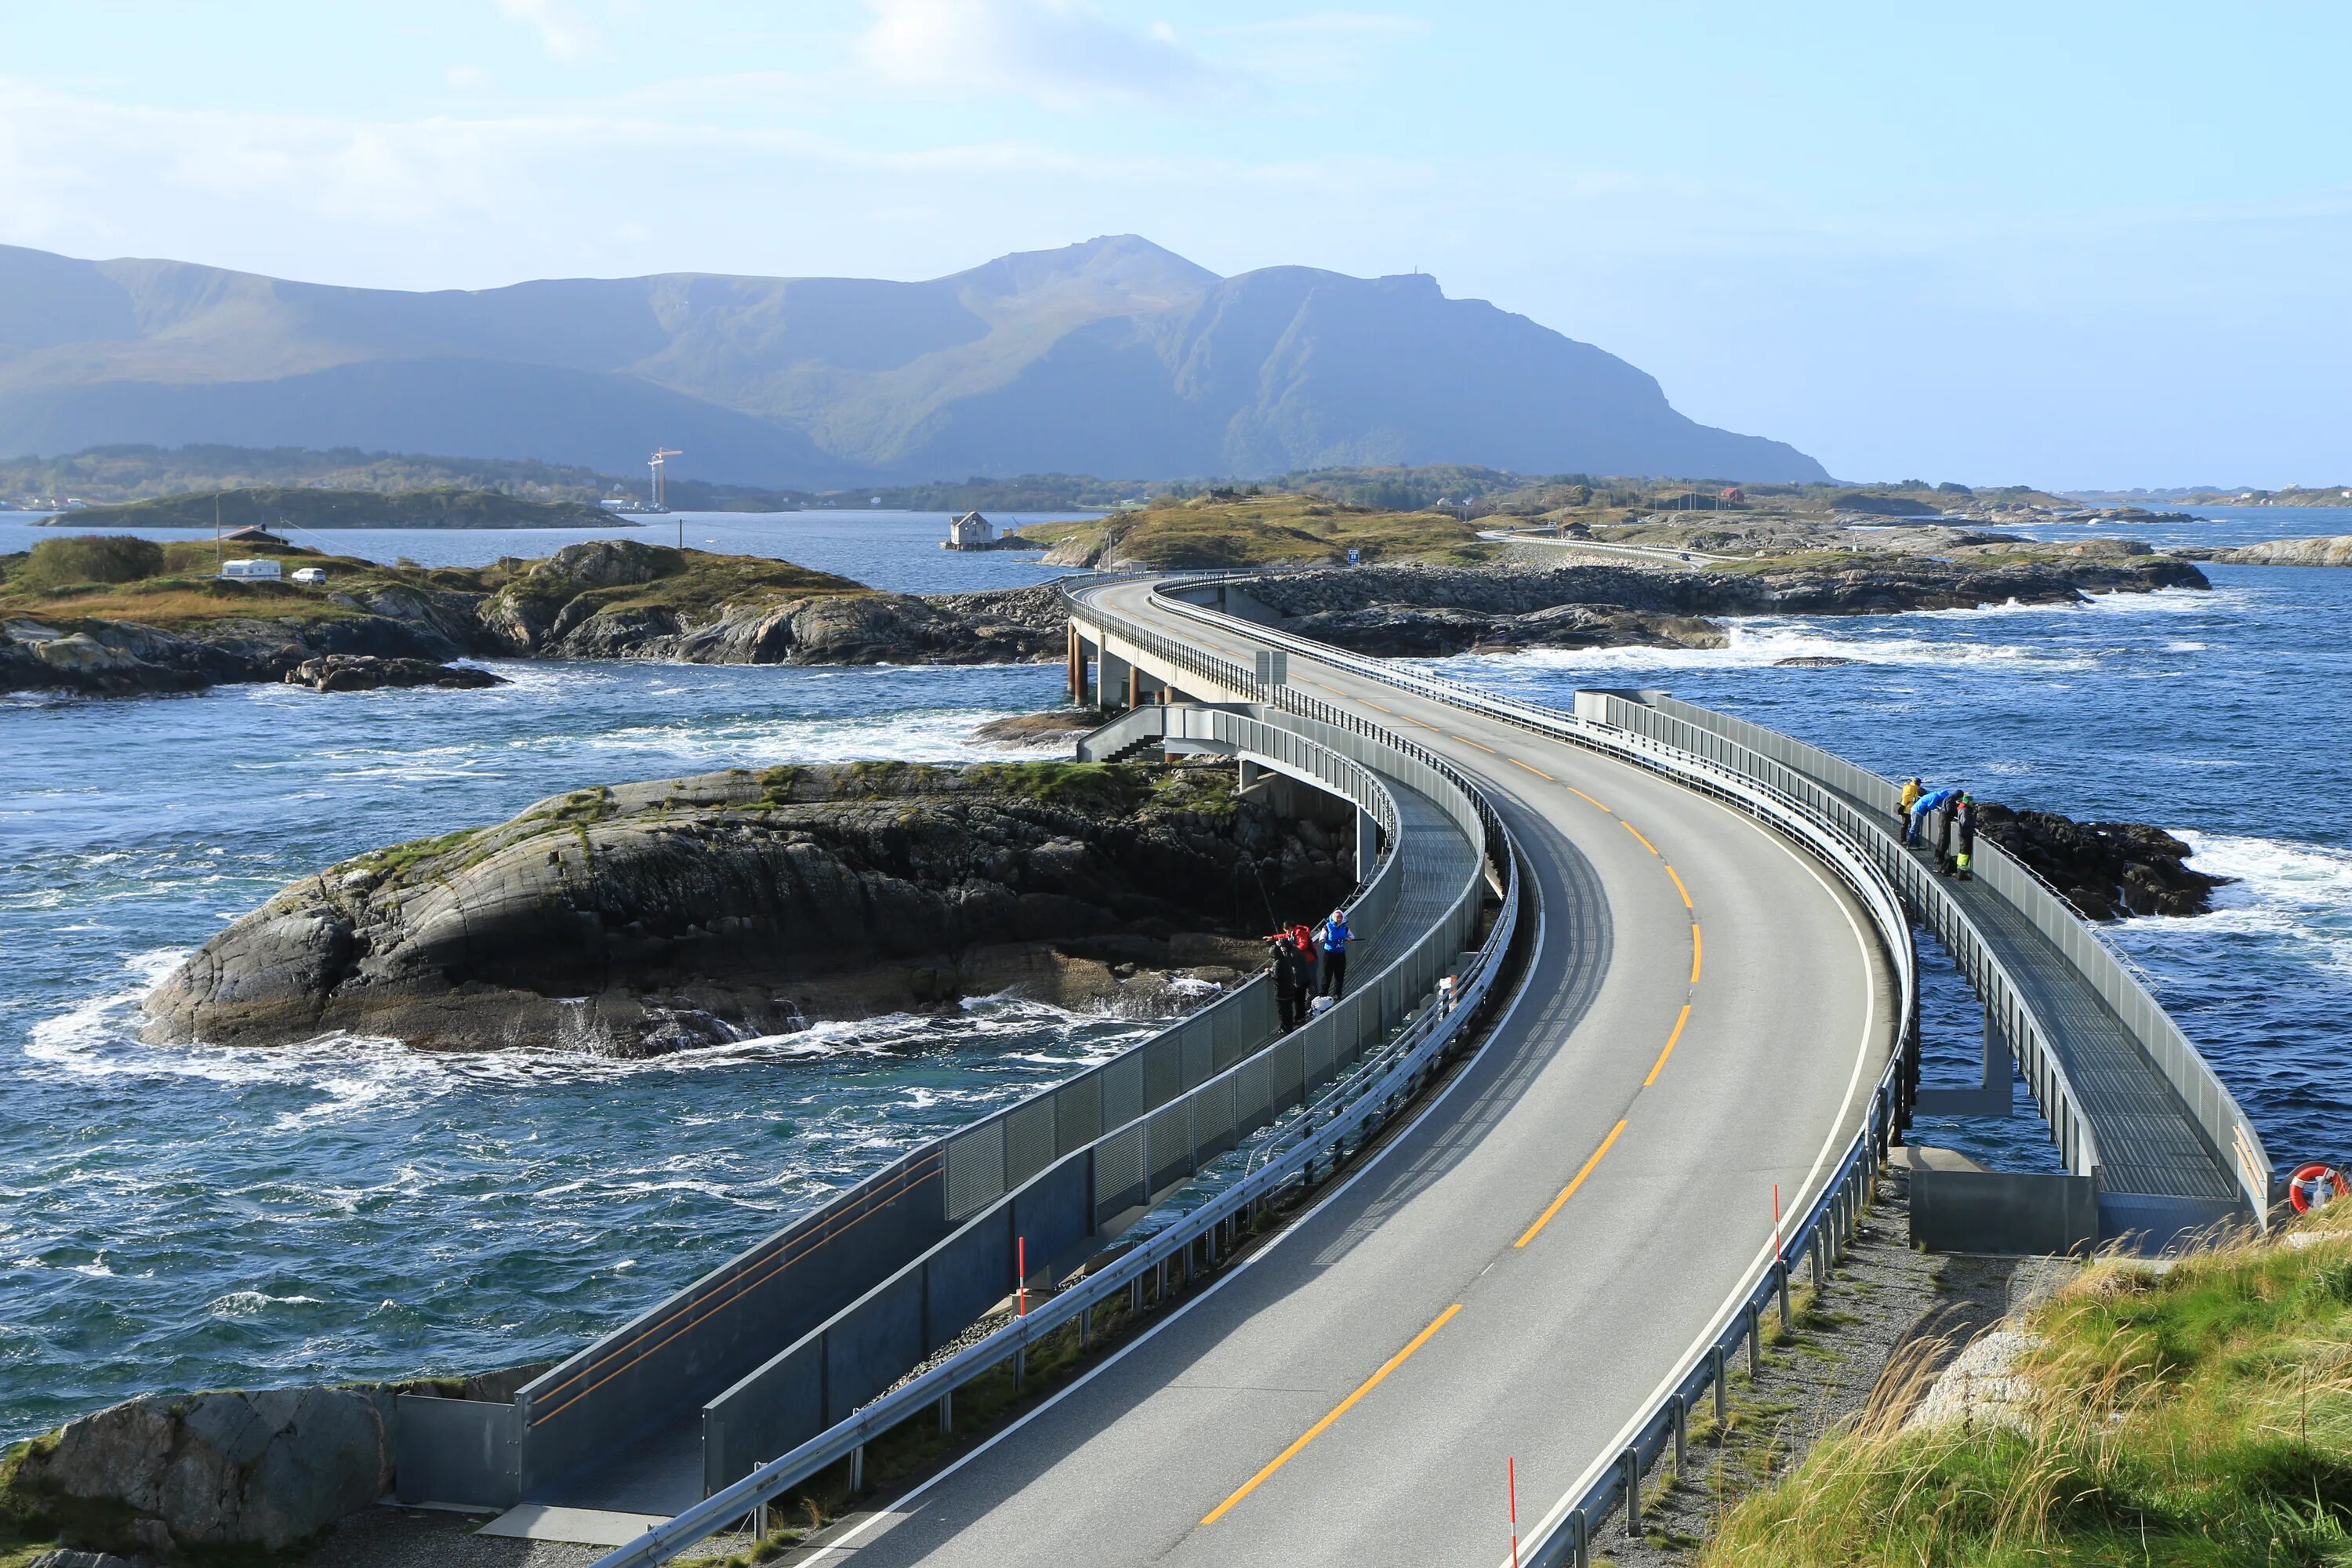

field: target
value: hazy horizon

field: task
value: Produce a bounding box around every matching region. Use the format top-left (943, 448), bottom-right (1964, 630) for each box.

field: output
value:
top-left (5, 2), bottom-right (2347, 489)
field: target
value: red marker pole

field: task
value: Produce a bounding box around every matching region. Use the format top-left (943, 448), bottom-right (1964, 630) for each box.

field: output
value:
top-left (1508, 1456), bottom-right (1519, 1568)
top-left (1018, 1236), bottom-right (1028, 1317)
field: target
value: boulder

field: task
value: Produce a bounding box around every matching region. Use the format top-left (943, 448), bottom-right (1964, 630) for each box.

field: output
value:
top-left (282, 655), bottom-right (504, 692)
top-left (1974, 804), bottom-right (2229, 920)
top-left (11, 1387), bottom-right (393, 1555)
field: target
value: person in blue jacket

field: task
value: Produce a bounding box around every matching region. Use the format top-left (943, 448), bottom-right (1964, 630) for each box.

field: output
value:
top-left (1909, 786), bottom-right (1962, 855)
top-left (1316, 907), bottom-right (1354, 998)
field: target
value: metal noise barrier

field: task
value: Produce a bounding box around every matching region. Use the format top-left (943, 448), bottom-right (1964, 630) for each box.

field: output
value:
top-left (590, 727), bottom-right (1523, 1568)
top-left (504, 662), bottom-right (1416, 1504)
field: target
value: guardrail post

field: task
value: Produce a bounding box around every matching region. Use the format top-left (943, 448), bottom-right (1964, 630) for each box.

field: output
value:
top-left (1081, 1302), bottom-right (1092, 1348)
top-left (1746, 1304), bottom-right (1760, 1377)
top-left (849, 1443), bottom-right (865, 1494)
top-left (1671, 1394), bottom-right (1687, 1475)
top-left (939, 1392), bottom-right (952, 1433)
top-left (1623, 1448), bottom-right (1642, 1537)
top-left (1777, 1263), bottom-right (1792, 1331)
top-left (1810, 1238), bottom-right (1825, 1290)
top-left (1572, 1508), bottom-right (1589, 1568)
top-left (1711, 1346), bottom-right (1727, 1432)
top-left (1013, 1348), bottom-right (1025, 1395)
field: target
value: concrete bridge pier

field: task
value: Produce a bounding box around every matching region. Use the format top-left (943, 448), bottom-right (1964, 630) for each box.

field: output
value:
top-left (1914, 1003), bottom-right (2017, 1117)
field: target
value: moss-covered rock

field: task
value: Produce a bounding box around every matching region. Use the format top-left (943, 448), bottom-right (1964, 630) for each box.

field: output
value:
top-left (141, 761), bottom-right (1351, 1055)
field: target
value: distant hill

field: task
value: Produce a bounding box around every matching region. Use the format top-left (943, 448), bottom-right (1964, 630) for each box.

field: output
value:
top-left (55, 487), bottom-right (618, 530)
top-left (0, 237), bottom-right (1827, 487)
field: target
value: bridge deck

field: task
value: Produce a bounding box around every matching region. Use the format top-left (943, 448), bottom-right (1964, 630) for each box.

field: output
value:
top-left (537, 757), bottom-right (1482, 1518)
top-left (1915, 844), bottom-right (2235, 1200)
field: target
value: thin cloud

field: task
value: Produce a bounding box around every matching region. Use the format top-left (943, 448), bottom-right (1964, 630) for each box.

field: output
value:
top-left (496, 0), bottom-right (601, 61)
top-left (858, 0), bottom-right (1215, 108)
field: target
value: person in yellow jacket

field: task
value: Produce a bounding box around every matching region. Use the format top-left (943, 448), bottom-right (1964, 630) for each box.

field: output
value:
top-left (1896, 777), bottom-right (1925, 843)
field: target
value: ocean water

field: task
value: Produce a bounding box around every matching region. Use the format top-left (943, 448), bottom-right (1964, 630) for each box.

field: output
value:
top-left (5, 507), bottom-right (2348, 1441)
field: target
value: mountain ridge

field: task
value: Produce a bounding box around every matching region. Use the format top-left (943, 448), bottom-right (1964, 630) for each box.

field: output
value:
top-left (0, 236), bottom-right (1827, 486)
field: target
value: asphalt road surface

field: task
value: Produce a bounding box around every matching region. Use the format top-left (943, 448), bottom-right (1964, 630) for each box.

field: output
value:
top-left (811, 579), bottom-right (1893, 1568)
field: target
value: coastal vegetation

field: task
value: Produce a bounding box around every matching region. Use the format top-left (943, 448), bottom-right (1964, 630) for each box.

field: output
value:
top-left (1018, 493), bottom-right (1498, 568)
top-left (1697, 1208), bottom-right (2352, 1566)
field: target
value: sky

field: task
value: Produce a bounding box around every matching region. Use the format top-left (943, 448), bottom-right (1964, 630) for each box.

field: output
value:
top-left (2, 1), bottom-right (2347, 488)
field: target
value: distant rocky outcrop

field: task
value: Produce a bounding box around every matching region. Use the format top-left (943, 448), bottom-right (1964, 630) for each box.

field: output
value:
top-left (141, 760), bottom-right (1350, 1056)
top-left (1975, 804), bottom-right (2229, 920)
top-left (0, 539), bottom-right (1064, 697)
top-left (2176, 534), bottom-right (2352, 568)
top-left (1226, 557), bottom-right (2206, 658)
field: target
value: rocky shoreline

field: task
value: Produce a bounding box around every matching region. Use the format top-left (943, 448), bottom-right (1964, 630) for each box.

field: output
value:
top-left (140, 759), bottom-right (1348, 1057)
top-left (2, 539), bottom-right (1065, 699)
top-left (1235, 554), bottom-right (2208, 657)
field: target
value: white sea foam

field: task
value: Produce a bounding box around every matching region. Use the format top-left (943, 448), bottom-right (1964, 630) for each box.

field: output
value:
top-left (2126, 832), bottom-right (2352, 978)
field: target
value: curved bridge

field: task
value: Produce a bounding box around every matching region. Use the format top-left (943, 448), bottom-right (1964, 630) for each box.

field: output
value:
top-left (543, 569), bottom-right (2263, 1568)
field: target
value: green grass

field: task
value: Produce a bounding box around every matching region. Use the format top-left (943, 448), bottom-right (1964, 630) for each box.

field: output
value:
top-left (1697, 1212), bottom-right (2352, 1567)
top-left (1017, 495), bottom-right (1497, 568)
top-left (0, 535), bottom-right (866, 635)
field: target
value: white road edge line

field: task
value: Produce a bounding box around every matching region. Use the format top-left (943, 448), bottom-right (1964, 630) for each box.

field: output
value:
top-left (814, 898), bottom-right (1548, 1557)
top-left (1494, 795), bottom-right (1882, 1568)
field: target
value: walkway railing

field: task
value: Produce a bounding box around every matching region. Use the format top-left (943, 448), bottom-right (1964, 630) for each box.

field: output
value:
top-left (590, 694), bottom-right (1517, 1567)
top-left (1075, 573), bottom-right (1924, 1567)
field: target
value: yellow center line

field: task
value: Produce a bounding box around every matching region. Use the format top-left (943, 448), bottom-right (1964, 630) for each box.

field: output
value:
top-left (1690, 923), bottom-right (1703, 983)
top-left (1506, 756), bottom-right (1553, 781)
top-left (1200, 1302), bottom-right (1464, 1525)
top-left (1567, 786), bottom-right (1613, 815)
top-left (1666, 865), bottom-right (1693, 909)
top-left (1397, 715), bottom-right (1441, 731)
top-left (1514, 1120), bottom-right (1628, 1249)
top-left (1363, 700), bottom-right (1393, 713)
top-left (1645, 1004), bottom-right (1693, 1087)
top-left (1624, 820), bottom-right (1660, 856)
top-left (1450, 735), bottom-right (1497, 753)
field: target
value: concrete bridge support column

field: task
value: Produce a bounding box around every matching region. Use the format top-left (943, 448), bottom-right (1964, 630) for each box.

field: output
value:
top-left (1240, 759), bottom-right (1262, 793)
top-left (1066, 624), bottom-right (1086, 704)
top-left (1100, 647), bottom-right (1134, 712)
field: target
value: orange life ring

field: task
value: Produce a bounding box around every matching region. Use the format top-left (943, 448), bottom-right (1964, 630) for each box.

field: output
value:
top-left (2288, 1163), bottom-right (2349, 1214)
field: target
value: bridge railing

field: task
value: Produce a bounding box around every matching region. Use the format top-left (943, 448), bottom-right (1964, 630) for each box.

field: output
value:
top-left (445, 681), bottom-right (1411, 1505)
top-left (1112, 577), bottom-right (1931, 1566)
top-left (1623, 691), bottom-right (2268, 1220)
top-left (592, 698), bottom-right (1518, 1567)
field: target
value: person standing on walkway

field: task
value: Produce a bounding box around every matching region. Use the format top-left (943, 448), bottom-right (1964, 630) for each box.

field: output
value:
top-left (1954, 793), bottom-right (1977, 880)
top-left (1934, 795), bottom-right (1958, 874)
top-left (1269, 932), bottom-right (1309, 1031)
top-left (1316, 908), bottom-right (1354, 999)
top-left (1910, 785), bottom-right (1959, 850)
top-left (1898, 776), bottom-right (1925, 840)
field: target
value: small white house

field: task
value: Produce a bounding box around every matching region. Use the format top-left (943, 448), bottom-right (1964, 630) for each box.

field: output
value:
top-left (290, 566), bottom-right (328, 585)
top-left (944, 510), bottom-right (997, 550)
top-left (220, 559), bottom-right (281, 582)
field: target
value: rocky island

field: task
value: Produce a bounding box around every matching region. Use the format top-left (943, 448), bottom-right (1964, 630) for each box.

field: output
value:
top-left (1, 535), bottom-right (1062, 697)
top-left (142, 759), bottom-right (1350, 1056)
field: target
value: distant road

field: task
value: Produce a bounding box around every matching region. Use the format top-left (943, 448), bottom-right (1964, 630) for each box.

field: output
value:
top-left (1478, 528), bottom-right (1727, 568)
top-left (813, 575), bottom-right (1893, 1567)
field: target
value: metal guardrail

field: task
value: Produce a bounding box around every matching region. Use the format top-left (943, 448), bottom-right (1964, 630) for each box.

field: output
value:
top-left (1091, 575), bottom-right (1924, 1566)
top-left (484, 660), bottom-right (1415, 1503)
top-left (591, 689), bottom-right (1519, 1568)
top-left (1618, 691), bottom-right (2267, 1218)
